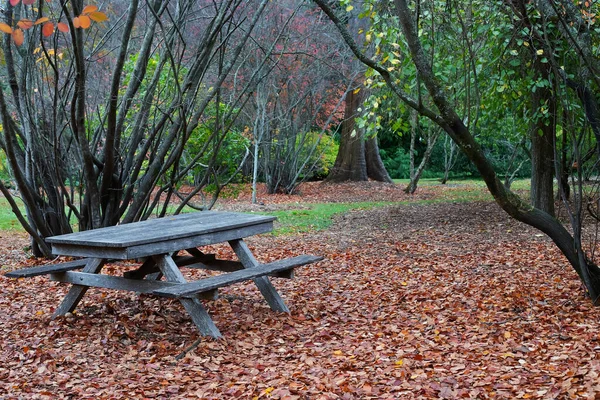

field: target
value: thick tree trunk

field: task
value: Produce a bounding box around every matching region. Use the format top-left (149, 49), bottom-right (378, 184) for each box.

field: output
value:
top-left (365, 136), bottom-right (393, 183)
top-left (325, 89), bottom-right (368, 182)
top-left (530, 78), bottom-right (556, 216)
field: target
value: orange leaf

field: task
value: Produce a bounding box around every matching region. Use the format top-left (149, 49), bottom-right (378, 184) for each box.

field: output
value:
top-left (72, 17), bottom-right (81, 28)
top-left (78, 15), bottom-right (91, 29)
top-left (34, 17), bottom-right (49, 25)
top-left (57, 22), bottom-right (69, 33)
top-left (23, 0), bottom-right (35, 4)
top-left (9, 0), bottom-right (20, 6)
top-left (42, 22), bottom-right (54, 37)
top-left (89, 11), bottom-right (108, 22)
top-left (82, 5), bottom-right (98, 14)
top-left (0, 23), bottom-right (13, 34)
top-left (12, 29), bottom-right (24, 46)
top-left (17, 19), bottom-right (34, 30)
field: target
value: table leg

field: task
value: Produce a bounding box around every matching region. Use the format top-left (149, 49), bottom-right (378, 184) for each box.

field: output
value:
top-left (228, 239), bottom-right (289, 313)
top-left (53, 258), bottom-right (105, 317)
top-left (152, 254), bottom-right (222, 338)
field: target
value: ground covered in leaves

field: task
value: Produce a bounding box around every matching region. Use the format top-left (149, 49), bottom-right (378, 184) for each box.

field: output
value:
top-left (1, 181), bottom-right (600, 399)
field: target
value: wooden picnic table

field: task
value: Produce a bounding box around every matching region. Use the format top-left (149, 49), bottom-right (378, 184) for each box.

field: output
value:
top-left (6, 212), bottom-right (322, 338)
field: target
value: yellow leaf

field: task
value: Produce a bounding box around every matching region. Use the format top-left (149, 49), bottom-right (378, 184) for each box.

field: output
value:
top-left (395, 359), bottom-right (404, 366)
top-left (504, 331), bottom-right (511, 339)
top-left (89, 11), bottom-right (108, 22)
top-left (34, 17), bottom-right (49, 25)
top-left (536, 49), bottom-right (544, 55)
top-left (82, 4), bottom-right (98, 14)
top-left (346, 5), bottom-right (353, 12)
top-left (35, 310), bottom-right (44, 315)
top-left (0, 23), bottom-right (13, 34)
top-left (353, 87), bottom-right (360, 94)
top-left (78, 15), bottom-right (91, 29)
top-left (333, 350), bottom-right (343, 356)
top-left (400, 281), bottom-right (407, 286)
top-left (263, 387), bottom-right (274, 395)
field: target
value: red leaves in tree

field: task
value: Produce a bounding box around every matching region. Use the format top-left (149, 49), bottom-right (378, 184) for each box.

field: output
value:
top-left (57, 22), bottom-right (69, 33)
top-left (1, 2), bottom-right (107, 46)
top-left (42, 22), bottom-right (54, 37)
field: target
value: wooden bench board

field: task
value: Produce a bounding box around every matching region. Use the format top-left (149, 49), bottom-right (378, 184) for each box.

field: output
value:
top-left (152, 255), bottom-right (323, 298)
top-left (4, 259), bottom-right (88, 278)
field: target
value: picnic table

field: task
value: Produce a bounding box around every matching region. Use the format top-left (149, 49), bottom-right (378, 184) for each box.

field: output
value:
top-left (6, 211), bottom-right (322, 338)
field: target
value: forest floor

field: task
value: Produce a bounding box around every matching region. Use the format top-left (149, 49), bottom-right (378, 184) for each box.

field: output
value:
top-left (1, 181), bottom-right (600, 399)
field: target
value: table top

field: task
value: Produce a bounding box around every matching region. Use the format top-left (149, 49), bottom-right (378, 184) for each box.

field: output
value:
top-left (47, 212), bottom-right (276, 258)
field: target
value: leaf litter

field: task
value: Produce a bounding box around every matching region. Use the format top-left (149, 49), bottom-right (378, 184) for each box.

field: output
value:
top-left (1, 182), bottom-right (599, 399)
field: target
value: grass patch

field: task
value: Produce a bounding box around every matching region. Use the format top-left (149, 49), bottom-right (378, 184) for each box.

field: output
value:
top-left (264, 202), bottom-right (394, 235)
top-left (0, 197), bottom-right (24, 231)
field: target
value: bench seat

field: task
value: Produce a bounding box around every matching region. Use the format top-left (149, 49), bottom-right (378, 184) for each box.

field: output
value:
top-left (152, 254), bottom-right (323, 299)
top-left (4, 259), bottom-right (89, 278)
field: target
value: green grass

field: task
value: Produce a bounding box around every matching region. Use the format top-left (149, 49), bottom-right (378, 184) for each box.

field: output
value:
top-left (0, 178), bottom-right (534, 235)
top-left (0, 197), bottom-right (25, 231)
top-left (263, 202), bottom-right (395, 235)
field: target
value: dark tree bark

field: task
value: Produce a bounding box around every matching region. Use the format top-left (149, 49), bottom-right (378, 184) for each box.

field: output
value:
top-left (325, 88), bottom-right (392, 183)
top-left (325, 88), bottom-right (367, 182)
top-left (530, 83), bottom-right (556, 216)
top-left (366, 136), bottom-right (393, 182)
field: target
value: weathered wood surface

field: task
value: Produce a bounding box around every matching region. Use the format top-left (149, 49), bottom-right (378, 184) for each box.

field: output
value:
top-left (53, 258), bottom-right (105, 317)
top-left (153, 255), bottom-right (323, 299)
top-left (49, 272), bottom-right (217, 300)
top-left (153, 254), bottom-right (223, 338)
top-left (50, 222), bottom-right (273, 259)
top-left (229, 239), bottom-right (290, 313)
top-left (47, 212), bottom-right (275, 248)
top-left (5, 259), bottom-right (88, 278)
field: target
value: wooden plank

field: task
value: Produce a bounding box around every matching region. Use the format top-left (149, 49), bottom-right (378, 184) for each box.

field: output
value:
top-left (50, 222), bottom-right (273, 259)
top-left (4, 259), bottom-right (88, 278)
top-left (53, 258), bottom-right (105, 317)
top-left (47, 212), bottom-right (276, 248)
top-left (49, 272), bottom-right (217, 300)
top-left (153, 254), bottom-right (222, 338)
top-left (153, 255), bottom-right (323, 299)
top-left (184, 259), bottom-right (244, 273)
top-left (229, 239), bottom-right (290, 313)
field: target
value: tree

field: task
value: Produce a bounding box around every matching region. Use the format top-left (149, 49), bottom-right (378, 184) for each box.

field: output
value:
top-left (233, 0), bottom-right (349, 197)
top-left (313, 0), bottom-right (600, 302)
top-left (324, 5), bottom-right (392, 184)
top-left (0, 0), bottom-right (273, 256)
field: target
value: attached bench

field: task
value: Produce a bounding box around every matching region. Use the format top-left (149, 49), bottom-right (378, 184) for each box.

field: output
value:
top-left (4, 259), bottom-right (89, 278)
top-left (153, 255), bottom-right (323, 299)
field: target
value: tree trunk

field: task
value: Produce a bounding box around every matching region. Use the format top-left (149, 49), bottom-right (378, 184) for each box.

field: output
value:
top-left (325, 88), bottom-right (392, 183)
top-left (405, 131), bottom-right (439, 194)
top-left (325, 88), bottom-right (368, 182)
top-left (530, 78), bottom-right (556, 216)
top-left (366, 136), bottom-right (393, 182)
